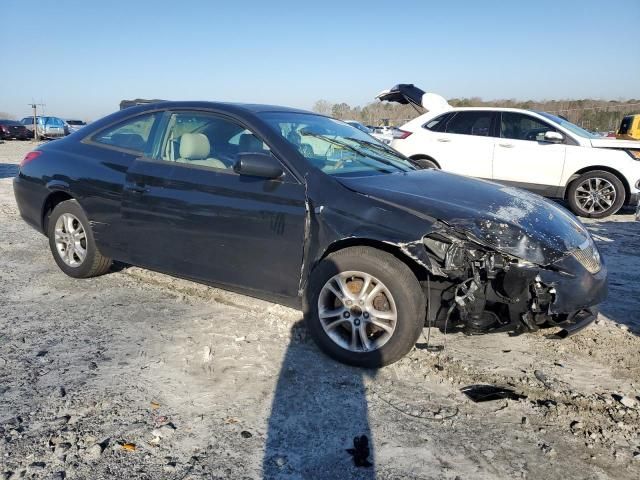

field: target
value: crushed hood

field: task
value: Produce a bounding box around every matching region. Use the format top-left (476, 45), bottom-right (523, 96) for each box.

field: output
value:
top-left (590, 138), bottom-right (640, 149)
top-left (338, 170), bottom-right (590, 265)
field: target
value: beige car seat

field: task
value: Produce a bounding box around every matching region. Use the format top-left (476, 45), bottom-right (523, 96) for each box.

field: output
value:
top-left (177, 133), bottom-right (226, 169)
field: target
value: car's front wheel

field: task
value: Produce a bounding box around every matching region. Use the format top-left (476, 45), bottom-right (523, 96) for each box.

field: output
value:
top-left (567, 170), bottom-right (625, 218)
top-left (47, 199), bottom-right (112, 278)
top-left (305, 246), bottom-right (426, 367)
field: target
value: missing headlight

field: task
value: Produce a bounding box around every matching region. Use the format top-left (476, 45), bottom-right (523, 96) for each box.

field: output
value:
top-left (423, 234), bottom-right (469, 271)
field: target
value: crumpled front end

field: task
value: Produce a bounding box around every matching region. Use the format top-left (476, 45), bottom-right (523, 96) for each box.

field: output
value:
top-left (408, 223), bottom-right (607, 337)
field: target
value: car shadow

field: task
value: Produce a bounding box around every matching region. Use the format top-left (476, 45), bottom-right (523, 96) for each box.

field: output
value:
top-left (583, 217), bottom-right (640, 335)
top-left (0, 163), bottom-right (18, 179)
top-left (263, 257), bottom-right (381, 479)
top-left (263, 320), bottom-right (378, 479)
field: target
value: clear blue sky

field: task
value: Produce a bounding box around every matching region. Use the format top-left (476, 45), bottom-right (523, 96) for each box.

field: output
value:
top-left (1, 0), bottom-right (638, 120)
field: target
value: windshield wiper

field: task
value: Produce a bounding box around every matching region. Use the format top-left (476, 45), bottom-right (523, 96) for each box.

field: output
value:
top-left (299, 132), bottom-right (394, 173)
top-left (337, 137), bottom-right (414, 170)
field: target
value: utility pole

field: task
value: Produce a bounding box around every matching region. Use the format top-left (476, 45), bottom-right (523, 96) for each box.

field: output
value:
top-left (28, 102), bottom-right (45, 141)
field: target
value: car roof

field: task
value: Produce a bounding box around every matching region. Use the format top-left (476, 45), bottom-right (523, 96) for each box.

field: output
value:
top-left (124, 100), bottom-right (315, 116)
top-left (446, 107), bottom-right (537, 113)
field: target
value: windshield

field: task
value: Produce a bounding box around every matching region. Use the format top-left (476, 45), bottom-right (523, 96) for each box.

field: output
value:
top-left (259, 112), bottom-right (416, 177)
top-left (537, 111), bottom-right (598, 139)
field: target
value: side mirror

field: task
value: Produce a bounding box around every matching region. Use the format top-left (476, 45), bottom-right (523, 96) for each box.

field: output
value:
top-left (233, 152), bottom-right (284, 179)
top-left (541, 131), bottom-right (564, 143)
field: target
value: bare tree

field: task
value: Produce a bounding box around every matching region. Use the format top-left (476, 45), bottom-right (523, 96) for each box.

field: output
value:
top-left (312, 100), bottom-right (333, 116)
top-left (312, 97), bottom-right (639, 131)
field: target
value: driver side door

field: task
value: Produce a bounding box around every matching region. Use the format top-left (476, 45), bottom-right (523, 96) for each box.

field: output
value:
top-left (125, 110), bottom-right (308, 298)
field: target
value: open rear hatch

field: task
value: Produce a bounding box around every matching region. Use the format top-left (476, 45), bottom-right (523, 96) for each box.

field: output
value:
top-left (375, 83), bottom-right (452, 113)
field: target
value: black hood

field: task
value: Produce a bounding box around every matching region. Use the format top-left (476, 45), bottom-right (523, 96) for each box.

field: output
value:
top-left (338, 169), bottom-right (590, 265)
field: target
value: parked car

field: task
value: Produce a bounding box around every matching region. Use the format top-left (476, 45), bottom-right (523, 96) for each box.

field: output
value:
top-left (377, 84), bottom-right (640, 218)
top-left (343, 120), bottom-right (372, 134)
top-left (617, 114), bottom-right (640, 141)
top-left (368, 126), bottom-right (395, 144)
top-left (20, 116), bottom-right (68, 139)
top-left (65, 119), bottom-right (88, 134)
top-left (14, 102), bottom-right (606, 367)
top-left (0, 119), bottom-right (33, 140)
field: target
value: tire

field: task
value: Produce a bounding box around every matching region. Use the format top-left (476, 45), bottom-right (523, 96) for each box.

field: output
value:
top-left (567, 170), bottom-right (626, 218)
top-left (47, 199), bottom-right (112, 278)
top-left (412, 157), bottom-right (439, 169)
top-left (304, 246), bottom-right (426, 367)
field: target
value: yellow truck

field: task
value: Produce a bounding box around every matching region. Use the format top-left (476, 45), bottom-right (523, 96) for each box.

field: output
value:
top-left (617, 114), bottom-right (640, 140)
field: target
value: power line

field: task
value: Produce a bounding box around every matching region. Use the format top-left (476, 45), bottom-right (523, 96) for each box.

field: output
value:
top-left (27, 102), bottom-right (45, 141)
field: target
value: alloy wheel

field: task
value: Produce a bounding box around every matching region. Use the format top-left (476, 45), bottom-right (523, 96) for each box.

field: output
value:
top-left (317, 271), bottom-right (398, 352)
top-left (54, 213), bottom-right (87, 267)
top-left (574, 177), bottom-right (616, 214)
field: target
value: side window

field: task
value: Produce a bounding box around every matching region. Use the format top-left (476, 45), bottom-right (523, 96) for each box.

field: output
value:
top-left (618, 116), bottom-right (631, 135)
top-left (445, 111), bottom-right (493, 136)
top-left (423, 112), bottom-right (453, 132)
top-left (93, 113), bottom-right (159, 153)
top-left (156, 112), bottom-right (270, 171)
top-left (500, 112), bottom-right (557, 142)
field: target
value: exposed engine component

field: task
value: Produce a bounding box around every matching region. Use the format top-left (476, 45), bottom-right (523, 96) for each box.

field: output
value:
top-left (421, 231), bottom-right (560, 334)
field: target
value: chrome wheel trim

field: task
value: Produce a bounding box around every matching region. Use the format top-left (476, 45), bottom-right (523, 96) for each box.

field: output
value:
top-left (54, 213), bottom-right (87, 267)
top-left (317, 271), bottom-right (398, 353)
top-left (575, 177), bottom-right (616, 214)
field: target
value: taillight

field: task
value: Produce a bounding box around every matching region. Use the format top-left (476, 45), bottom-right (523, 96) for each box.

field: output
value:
top-left (20, 150), bottom-right (42, 167)
top-left (393, 129), bottom-right (412, 140)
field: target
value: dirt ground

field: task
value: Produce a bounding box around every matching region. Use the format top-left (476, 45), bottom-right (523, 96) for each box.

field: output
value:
top-left (0, 140), bottom-right (639, 480)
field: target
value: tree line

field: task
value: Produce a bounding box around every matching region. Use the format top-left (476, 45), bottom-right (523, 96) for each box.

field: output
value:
top-left (313, 98), bottom-right (640, 132)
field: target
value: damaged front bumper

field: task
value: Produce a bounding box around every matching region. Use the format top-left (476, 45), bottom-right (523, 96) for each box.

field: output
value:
top-left (551, 308), bottom-right (598, 339)
top-left (417, 227), bottom-right (607, 337)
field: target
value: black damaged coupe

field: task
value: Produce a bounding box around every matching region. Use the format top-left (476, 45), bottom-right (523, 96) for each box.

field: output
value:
top-left (14, 102), bottom-right (607, 367)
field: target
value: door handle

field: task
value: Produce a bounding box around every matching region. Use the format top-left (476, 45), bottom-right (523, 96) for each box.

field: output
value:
top-left (125, 184), bottom-right (148, 194)
top-left (498, 143), bottom-right (514, 148)
top-left (437, 138), bottom-right (451, 142)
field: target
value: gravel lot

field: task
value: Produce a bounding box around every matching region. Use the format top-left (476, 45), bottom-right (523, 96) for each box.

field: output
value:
top-left (1, 140), bottom-right (639, 479)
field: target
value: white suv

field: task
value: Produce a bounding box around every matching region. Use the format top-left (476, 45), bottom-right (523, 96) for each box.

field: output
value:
top-left (377, 84), bottom-right (640, 218)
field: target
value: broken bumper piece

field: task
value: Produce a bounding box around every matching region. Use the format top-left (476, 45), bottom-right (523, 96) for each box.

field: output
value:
top-left (551, 308), bottom-right (598, 339)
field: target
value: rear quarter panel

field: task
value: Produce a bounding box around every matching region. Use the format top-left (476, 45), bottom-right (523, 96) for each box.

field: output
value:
top-left (18, 139), bottom-right (134, 259)
top-left (393, 112), bottom-right (450, 163)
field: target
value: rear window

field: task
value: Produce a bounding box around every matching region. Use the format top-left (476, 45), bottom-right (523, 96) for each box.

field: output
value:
top-left (423, 112), bottom-right (453, 132)
top-left (67, 120), bottom-right (85, 126)
top-left (445, 111), bottom-right (493, 136)
top-left (618, 116), bottom-right (632, 135)
top-left (0, 120), bottom-right (21, 126)
top-left (92, 113), bottom-right (159, 153)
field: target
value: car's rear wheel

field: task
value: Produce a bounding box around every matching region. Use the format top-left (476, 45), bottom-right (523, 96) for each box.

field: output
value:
top-left (47, 199), bottom-right (112, 278)
top-left (305, 246), bottom-right (425, 367)
top-left (411, 157), bottom-right (439, 169)
top-left (567, 170), bottom-right (625, 218)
